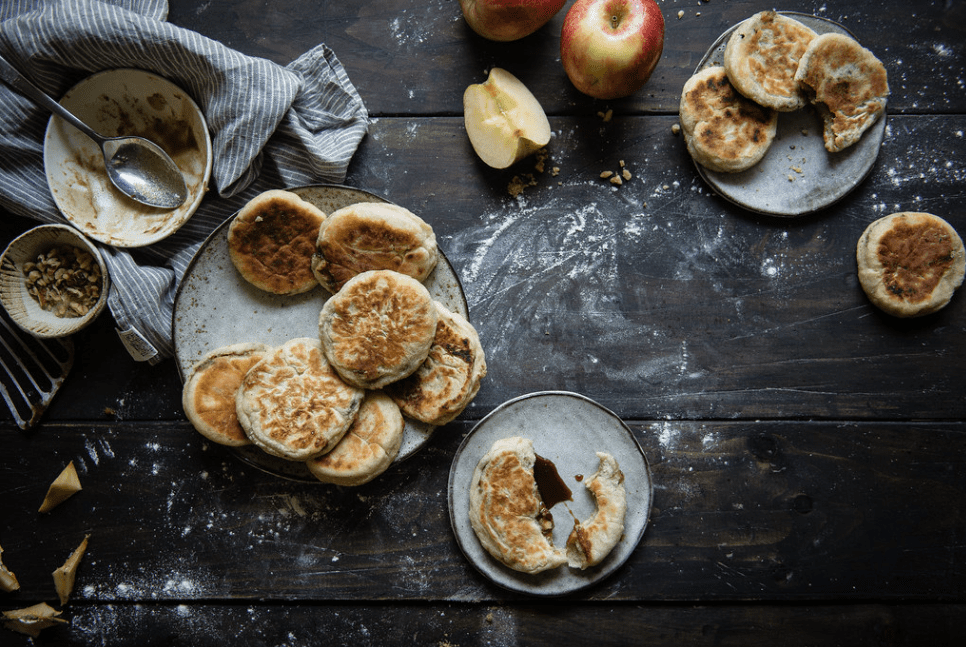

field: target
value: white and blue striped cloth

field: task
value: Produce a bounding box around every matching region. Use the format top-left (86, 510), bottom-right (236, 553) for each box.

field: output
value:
top-left (0, 0), bottom-right (369, 363)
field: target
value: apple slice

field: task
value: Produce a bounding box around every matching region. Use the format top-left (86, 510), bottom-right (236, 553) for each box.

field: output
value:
top-left (463, 68), bottom-right (551, 169)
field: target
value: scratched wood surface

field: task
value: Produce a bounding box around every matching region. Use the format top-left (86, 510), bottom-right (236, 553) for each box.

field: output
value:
top-left (2, 0), bottom-right (965, 645)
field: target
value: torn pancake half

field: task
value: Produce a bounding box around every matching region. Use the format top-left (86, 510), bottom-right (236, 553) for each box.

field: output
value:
top-left (227, 189), bottom-right (327, 295)
top-left (385, 302), bottom-right (486, 426)
top-left (306, 392), bottom-right (404, 486)
top-left (236, 338), bottom-right (364, 461)
top-left (794, 32), bottom-right (889, 153)
top-left (679, 66), bottom-right (778, 173)
top-left (468, 436), bottom-right (567, 574)
top-left (566, 452), bottom-right (627, 570)
top-left (182, 342), bottom-right (270, 446)
top-left (723, 11), bottom-right (817, 111)
top-left (856, 212), bottom-right (965, 317)
top-left (311, 202), bottom-right (438, 293)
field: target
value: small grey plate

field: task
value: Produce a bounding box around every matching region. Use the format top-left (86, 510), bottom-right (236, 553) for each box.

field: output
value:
top-left (448, 391), bottom-right (653, 596)
top-left (692, 12), bottom-right (886, 217)
top-left (173, 185), bottom-right (468, 481)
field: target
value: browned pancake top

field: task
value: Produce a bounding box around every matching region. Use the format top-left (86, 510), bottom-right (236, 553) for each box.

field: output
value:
top-left (189, 351), bottom-right (264, 444)
top-left (228, 191), bottom-right (325, 294)
top-left (315, 203), bottom-right (436, 292)
top-left (477, 451), bottom-right (554, 550)
top-left (797, 34), bottom-right (888, 121)
top-left (878, 220), bottom-right (957, 304)
top-left (737, 12), bottom-right (815, 98)
top-left (688, 69), bottom-right (775, 164)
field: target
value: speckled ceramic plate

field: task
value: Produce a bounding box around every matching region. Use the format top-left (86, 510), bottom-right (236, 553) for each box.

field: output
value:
top-left (44, 68), bottom-right (212, 247)
top-left (691, 13), bottom-right (886, 217)
top-left (173, 185), bottom-right (468, 481)
top-left (448, 391), bottom-right (652, 596)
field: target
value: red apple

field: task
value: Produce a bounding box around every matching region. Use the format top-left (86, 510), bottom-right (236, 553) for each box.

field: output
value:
top-left (459, 0), bottom-right (567, 42)
top-left (560, 0), bottom-right (665, 100)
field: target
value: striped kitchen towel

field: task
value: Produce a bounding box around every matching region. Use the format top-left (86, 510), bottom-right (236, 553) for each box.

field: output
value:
top-left (0, 0), bottom-right (369, 364)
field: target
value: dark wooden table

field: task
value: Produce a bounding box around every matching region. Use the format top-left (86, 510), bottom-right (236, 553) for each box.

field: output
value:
top-left (2, 0), bottom-right (965, 644)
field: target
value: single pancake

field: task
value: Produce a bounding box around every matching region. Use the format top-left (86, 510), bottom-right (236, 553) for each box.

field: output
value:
top-left (227, 189), bottom-right (326, 295)
top-left (182, 342), bottom-right (270, 446)
top-left (468, 436), bottom-right (567, 574)
top-left (318, 270), bottom-right (439, 389)
top-left (311, 201), bottom-right (438, 293)
top-left (724, 11), bottom-right (817, 111)
top-left (679, 66), bottom-right (778, 173)
top-left (235, 338), bottom-right (364, 461)
top-left (385, 302), bottom-right (486, 426)
top-left (794, 32), bottom-right (889, 153)
top-left (856, 212), bottom-right (964, 317)
top-left (306, 392), bottom-right (405, 486)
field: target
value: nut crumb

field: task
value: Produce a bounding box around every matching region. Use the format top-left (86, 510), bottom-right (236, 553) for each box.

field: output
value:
top-left (677, 10), bottom-right (684, 19)
top-left (671, 123), bottom-right (681, 135)
top-left (610, 175), bottom-right (623, 185)
top-left (551, 166), bottom-right (560, 176)
top-left (600, 170), bottom-right (614, 179)
top-left (622, 169), bottom-right (632, 181)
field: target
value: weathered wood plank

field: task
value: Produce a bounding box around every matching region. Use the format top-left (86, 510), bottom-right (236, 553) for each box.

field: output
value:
top-left (2, 420), bottom-right (963, 603)
top-left (165, 0), bottom-right (966, 116)
top-left (1, 601), bottom-right (964, 646)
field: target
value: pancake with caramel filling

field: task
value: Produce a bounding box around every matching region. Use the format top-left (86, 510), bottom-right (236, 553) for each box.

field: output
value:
top-left (856, 212), bottom-right (965, 317)
top-left (311, 202), bottom-right (438, 293)
top-left (468, 436), bottom-right (567, 574)
top-left (236, 338), bottom-right (364, 461)
top-left (182, 343), bottom-right (270, 446)
top-left (724, 11), bottom-right (817, 111)
top-left (306, 392), bottom-right (404, 486)
top-left (566, 452), bottom-right (627, 570)
top-left (679, 66), bottom-right (778, 173)
top-left (318, 270), bottom-right (438, 389)
top-left (227, 189), bottom-right (327, 295)
top-left (385, 302), bottom-right (486, 426)
top-left (794, 32), bottom-right (889, 153)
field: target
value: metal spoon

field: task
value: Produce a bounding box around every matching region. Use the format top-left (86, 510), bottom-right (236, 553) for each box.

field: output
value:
top-left (0, 54), bottom-right (188, 209)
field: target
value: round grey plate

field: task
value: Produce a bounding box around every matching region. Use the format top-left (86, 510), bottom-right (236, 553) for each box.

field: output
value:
top-left (173, 185), bottom-right (468, 481)
top-left (448, 391), bottom-right (653, 596)
top-left (692, 12), bottom-right (886, 217)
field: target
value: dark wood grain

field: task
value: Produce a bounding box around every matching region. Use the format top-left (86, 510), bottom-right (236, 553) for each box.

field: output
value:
top-left (2, 420), bottom-right (963, 604)
top-left (165, 0), bottom-right (966, 116)
top-left (2, 0), bottom-right (965, 644)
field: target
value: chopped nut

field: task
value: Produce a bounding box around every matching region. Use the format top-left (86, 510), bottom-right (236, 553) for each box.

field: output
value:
top-left (22, 245), bottom-right (101, 319)
top-left (551, 166), bottom-right (560, 176)
top-left (677, 10), bottom-right (684, 19)
top-left (671, 123), bottom-right (681, 135)
top-left (622, 169), bottom-right (632, 181)
top-left (610, 175), bottom-right (623, 185)
top-left (600, 170), bottom-right (614, 179)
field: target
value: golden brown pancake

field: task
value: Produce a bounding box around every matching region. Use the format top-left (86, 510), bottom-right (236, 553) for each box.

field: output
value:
top-left (856, 212), bottom-right (965, 317)
top-left (318, 270), bottom-right (439, 389)
top-left (565, 452), bottom-right (627, 570)
top-left (468, 436), bottom-right (567, 574)
top-left (311, 202), bottom-right (438, 293)
top-left (724, 11), bottom-right (817, 111)
top-left (385, 302), bottom-right (486, 426)
top-left (679, 66), bottom-right (778, 173)
top-left (235, 337), bottom-right (364, 461)
top-left (182, 342), bottom-right (270, 446)
top-left (794, 32), bottom-right (889, 153)
top-left (305, 392), bottom-right (404, 486)
top-left (227, 189), bottom-right (327, 295)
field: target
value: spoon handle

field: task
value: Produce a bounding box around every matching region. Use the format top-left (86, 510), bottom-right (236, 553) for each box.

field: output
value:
top-left (0, 53), bottom-right (103, 144)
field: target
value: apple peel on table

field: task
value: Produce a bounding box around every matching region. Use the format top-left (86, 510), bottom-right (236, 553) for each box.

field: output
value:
top-left (459, 0), bottom-right (567, 42)
top-left (463, 68), bottom-right (552, 169)
top-left (561, 0), bottom-right (665, 100)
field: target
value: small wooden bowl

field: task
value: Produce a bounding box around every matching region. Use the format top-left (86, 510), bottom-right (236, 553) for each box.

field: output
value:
top-left (0, 224), bottom-right (110, 338)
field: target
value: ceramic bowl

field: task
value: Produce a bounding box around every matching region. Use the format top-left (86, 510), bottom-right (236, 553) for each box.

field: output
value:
top-left (43, 68), bottom-right (212, 247)
top-left (0, 224), bottom-right (110, 338)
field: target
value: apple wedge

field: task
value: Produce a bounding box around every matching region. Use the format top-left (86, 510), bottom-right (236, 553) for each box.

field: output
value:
top-left (463, 68), bottom-right (551, 169)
